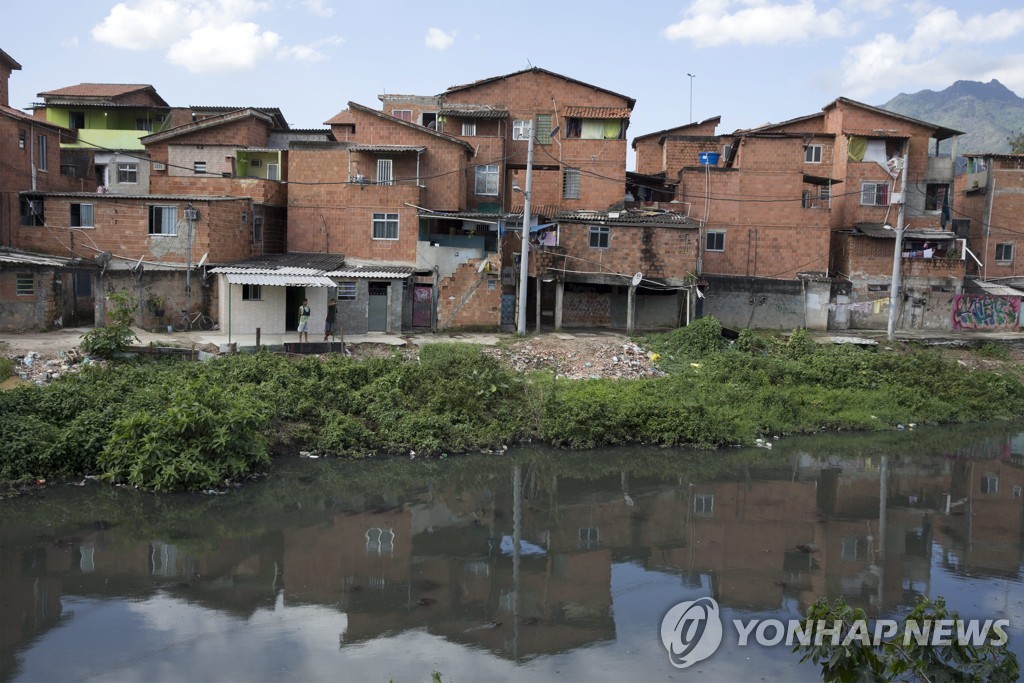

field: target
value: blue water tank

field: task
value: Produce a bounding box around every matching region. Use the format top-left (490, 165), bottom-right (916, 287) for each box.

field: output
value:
top-left (698, 152), bottom-right (720, 166)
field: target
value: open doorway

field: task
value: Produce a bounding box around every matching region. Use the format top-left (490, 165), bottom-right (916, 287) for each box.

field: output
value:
top-left (285, 286), bottom-right (306, 331)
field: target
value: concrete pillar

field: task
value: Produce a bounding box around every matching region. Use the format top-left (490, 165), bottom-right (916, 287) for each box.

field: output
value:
top-left (535, 276), bottom-right (541, 332)
top-left (554, 280), bottom-right (564, 331)
top-left (626, 285), bottom-right (637, 333)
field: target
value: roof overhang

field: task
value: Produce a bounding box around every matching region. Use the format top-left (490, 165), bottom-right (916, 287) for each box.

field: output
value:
top-left (221, 271), bottom-right (338, 287)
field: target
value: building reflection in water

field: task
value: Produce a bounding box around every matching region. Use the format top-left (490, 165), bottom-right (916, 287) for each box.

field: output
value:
top-left (1, 427), bottom-right (1022, 677)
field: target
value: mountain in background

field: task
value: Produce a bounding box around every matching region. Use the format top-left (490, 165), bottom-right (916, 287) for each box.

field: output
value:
top-left (879, 79), bottom-right (1024, 153)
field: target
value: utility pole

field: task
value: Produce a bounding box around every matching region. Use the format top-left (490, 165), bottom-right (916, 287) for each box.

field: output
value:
top-left (516, 122), bottom-right (535, 335)
top-left (886, 155), bottom-right (908, 341)
top-left (185, 202), bottom-right (195, 314)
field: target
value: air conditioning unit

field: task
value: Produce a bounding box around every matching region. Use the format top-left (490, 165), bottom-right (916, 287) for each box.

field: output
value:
top-left (184, 208), bottom-right (200, 221)
top-left (153, 162), bottom-right (166, 170)
top-left (250, 159), bottom-right (262, 167)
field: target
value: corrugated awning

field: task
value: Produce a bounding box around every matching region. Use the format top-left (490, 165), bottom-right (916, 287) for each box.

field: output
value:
top-left (972, 280), bottom-right (1024, 297)
top-left (563, 106), bottom-right (631, 119)
top-left (530, 223), bottom-right (557, 233)
top-left (224, 273), bottom-right (337, 287)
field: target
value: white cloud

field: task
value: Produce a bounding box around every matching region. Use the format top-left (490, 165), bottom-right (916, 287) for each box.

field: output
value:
top-left (841, 7), bottom-right (1024, 98)
top-left (166, 23), bottom-right (281, 73)
top-left (277, 35), bottom-right (343, 62)
top-left (425, 27), bottom-right (455, 50)
top-left (91, 0), bottom-right (277, 71)
top-left (302, 0), bottom-right (333, 16)
top-left (663, 0), bottom-right (845, 47)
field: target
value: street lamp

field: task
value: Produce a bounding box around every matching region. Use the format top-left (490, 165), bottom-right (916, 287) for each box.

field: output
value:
top-left (687, 73), bottom-right (696, 123)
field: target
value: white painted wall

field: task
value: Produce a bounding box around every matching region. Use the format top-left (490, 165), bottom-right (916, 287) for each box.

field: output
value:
top-left (217, 277), bottom-right (333, 335)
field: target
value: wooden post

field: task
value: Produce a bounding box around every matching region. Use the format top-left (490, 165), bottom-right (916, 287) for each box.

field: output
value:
top-left (534, 276), bottom-right (541, 333)
top-left (255, 327), bottom-right (261, 350)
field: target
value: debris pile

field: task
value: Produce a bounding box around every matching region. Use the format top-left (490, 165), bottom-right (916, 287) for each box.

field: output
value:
top-left (9, 349), bottom-right (96, 386)
top-left (484, 338), bottom-right (665, 380)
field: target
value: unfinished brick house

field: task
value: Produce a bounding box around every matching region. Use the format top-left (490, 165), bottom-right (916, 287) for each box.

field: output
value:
top-left (632, 98), bottom-right (963, 330)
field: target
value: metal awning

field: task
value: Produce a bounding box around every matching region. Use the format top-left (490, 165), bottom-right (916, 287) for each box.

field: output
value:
top-left (530, 222), bottom-right (557, 233)
top-left (224, 273), bottom-right (337, 287)
top-left (803, 174), bottom-right (842, 186)
top-left (972, 280), bottom-right (1024, 297)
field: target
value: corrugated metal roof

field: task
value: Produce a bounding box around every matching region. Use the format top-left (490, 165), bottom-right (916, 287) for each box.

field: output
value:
top-left (0, 249), bottom-right (94, 268)
top-left (218, 253), bottom-right (347, 271)
top-left (224, 273), bottom-right (337, 287)
top-left (843, 129), bottom-right (911, 139)
top-left (971, 280), bottom-right (1024, 297)
top-left (438, 108), bottom-right (508, 119)
top-left (563, 106), bottom-right (631, 119)
top-left (38, 83), bottom-right (152, 97)
top-left (21, 191), bottom-right (242, 202)
top-left (556, 209), bottom-right (692, 227)
top-left (349, 144), bottom-right (425, 153)
top-left (326, 263), bottom-right (415, 279)
top-left (853, 223), bottom-right (956, 240)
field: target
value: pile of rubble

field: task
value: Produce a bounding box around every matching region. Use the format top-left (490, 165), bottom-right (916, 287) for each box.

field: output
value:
top-left (483, 338), bottom-right (665, 380)
top-left (9, 349), bottom-right (97, 386)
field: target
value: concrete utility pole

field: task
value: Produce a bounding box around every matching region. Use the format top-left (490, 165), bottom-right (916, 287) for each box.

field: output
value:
top-left (516, 122), bottom-right (535, 335)
top-left (687, 73), bottom-right (696, 123)
top-left (886, 155), bottom-right (908, 341)
top-left (185, 203), bottom-right (195, 314)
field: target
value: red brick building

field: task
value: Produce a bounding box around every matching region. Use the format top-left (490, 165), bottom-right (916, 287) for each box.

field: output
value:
top-left (954, 154), bottom-right (1023, 283)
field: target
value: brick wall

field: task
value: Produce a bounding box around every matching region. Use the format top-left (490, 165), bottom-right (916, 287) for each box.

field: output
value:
top-left (954, 157), bottom-right (1023, 279)
top-left (0, 268), bottom-right (60, 331)
top-left (436, 256), bottom-right (502, 329)
top-left (152, 175), bottom-right (286, 205)
top-left (563, 286), bottom-right (611, 326)
top-left (17, 195), bottom-right (254, 265)
top-left (539, 221), bottom-right (699, 280)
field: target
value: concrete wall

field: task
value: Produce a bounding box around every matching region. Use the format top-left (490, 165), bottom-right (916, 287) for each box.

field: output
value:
top-left (700, 275), bottom-right (811, 330)
top-left (0, 268), bottom-right (60, 331)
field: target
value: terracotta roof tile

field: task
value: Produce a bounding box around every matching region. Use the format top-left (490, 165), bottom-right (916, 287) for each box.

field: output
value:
top-left (38, 83), bottom-right (153, 98)
top-left (563, 106), bottom-right (631, 119)
top-left (325, 109), bottom-right (356, 125)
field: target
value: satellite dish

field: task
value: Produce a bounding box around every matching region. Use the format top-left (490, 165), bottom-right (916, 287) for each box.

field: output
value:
top-left (94, 251), bottom-right (112, 266)
top-left (197, 252), bottom-right (208, 268)
top-left (133, 255), bottom-right (144, 272)
top-left (631, 272), bottom-right (643, 287)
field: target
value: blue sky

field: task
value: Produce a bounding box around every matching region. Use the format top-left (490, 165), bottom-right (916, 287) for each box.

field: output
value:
top-left (5, 0), bottom-right (1024, 165)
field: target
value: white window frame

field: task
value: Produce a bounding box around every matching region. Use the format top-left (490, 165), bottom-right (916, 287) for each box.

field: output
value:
top-left (266, 163), bottom-right (280, 181)
top-left (981, 475), bottom-right (998, 494)
top-left (37, 135), bottom-right (48, 171)
top-left (804, 144), bottom-right (823, 163)
top-left (563, 168), bottom-right (581, 200)
top-left (694, 493), bottom-right (714, 516)
top-left (462, 121), bottom-right (476, 136)
top-left (337, 282), bottom-right (357, 300)
top-left (117, 163), bottom-right (138, 184)
top-left (535, 114), bottom-right (552, 144)
top-left (376, 159), bottom-right (393, 186)
top-left (512, 120), bottom-right (531, 141)
top-left (705, 230), bottom-right (725, 252)
top-left (241, 284), bottom-right (262, 301)
top-left (860, 181), bottom-right (890, 206)
top-left (70, 202), bottom-right (94, 228)
top-left (372, 212), bottom-right (399, 240)
top-left (995, 243), bottom-right (1014, 264)
top-left (193, 161), bottom-right (207, 174)
top-left (589, 225), bottom-right (609, 249)
top-left (148, 205), bottom-right (178, 236)
top-left (474, 164), bottom-right (498, 196)
top-left (391, 109), bottom-right (412, 122)
top-left (16, 273), bottom-right (34, 296)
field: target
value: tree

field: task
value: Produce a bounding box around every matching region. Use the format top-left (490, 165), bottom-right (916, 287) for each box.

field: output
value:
top-left (1008, 131), bottom-right (1024, 154)
top-left (794, 596), bottom-right (1019, 682)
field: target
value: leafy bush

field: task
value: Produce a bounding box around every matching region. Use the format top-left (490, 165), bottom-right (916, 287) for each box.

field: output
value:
top-left (640, 316), bottom-right (726, 359)
top-left (81, 291), bottom-right (139, 358)
top-left (976, 341), bottom-right (1009, 359)
top-left (0, 356), bottom-right (14, 379)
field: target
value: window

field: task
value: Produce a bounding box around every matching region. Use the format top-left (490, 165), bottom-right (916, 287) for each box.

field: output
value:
top-left (474, 164), bottom-right (498, 195)
top-left (819, 185), bottom-right (831, 201)
top-left (722, 143), bottom-right (732, 159)
top-left (867, 283), bottom-right (890, 292)
top-left (337, 282), bottom-right (357, 300)
top-left (925, 184), bottom-right (948, 211)
top-left (563, 168), bottom-right (580, 199)
top-left (148, 205), bottom-right (178, 235)
top-left (16, 273), bottom-right (34, 296)
top-left (376, 159), bottom-right (393, 186)
top-left (995, 243), bottom-right (1013, 264)
top-left (1014, 485), bottom-right (1022, 499)
top-left (512, 120), bottom-right (531, 141)
top-left (391, 109), bottom-right (412, 122)
top-left (37, 135), bottom-right (47, 171)
top-left (19, 130), bottom-right (26, 149)
top-left (366, 528), bottom-right (395, 555)
top-left (462, 121), bottom-right (476, 136)
top-left (266, 163), bottom-right (280, 181)
top-left (372, 212), bottom-right (399, 240)
top-left (69, 112), bottom-right (85, 130)
top-left (804, 144), bottom-right (822, 163)
top-left (589, 225), bottom-right (609, 249)
top-left (241, 284), bottom-right (262, 300)
top-left (841, 537), bottom-right (860, 560)
top-left (70, 203), bottom-right (94, 228)
top-left (135, 118), bottom-right (152, 132)
top-left (705, 231), bottom-right (725, 252)
top-left (20, 197), bottom-right (44, 226)
top-left (981, 475), bottom-right (998, 495)
top-left (193, 161), bottom-right (207, 174)
top-left (860, 182), bottom-right (890, 206)
top-left (253, 215), bottom-right (263, 243)
top-left (536, 114), bottom-right (552, 144)
top-left (118, 163), bottom-right (138, 184)
top-left (578, 528), bottom-right (600, 549)
top-left (694, 493), bottom-right (714, 516)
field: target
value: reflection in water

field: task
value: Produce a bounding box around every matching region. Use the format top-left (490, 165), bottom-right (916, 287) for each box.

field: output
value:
top-left (1, 423), bottom-right (1022, 681)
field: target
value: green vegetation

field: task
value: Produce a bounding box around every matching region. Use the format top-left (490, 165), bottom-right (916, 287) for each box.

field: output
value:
top-left (80, 291), bottom-right (139, 358)
top-left (796, 597), bottom-right (1019, 682)
top-left (2, 317), bottom-right (1024, 492)
top-left (0, 356), bottom-right (13, 380)
top-left (1008, 131), bottom-right (1024, 154)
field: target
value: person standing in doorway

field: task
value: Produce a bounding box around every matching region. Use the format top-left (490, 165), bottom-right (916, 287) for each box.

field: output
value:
top-left (324, 298), bottom-right (337, 341)
top-left (297, 298), bottom-right (310, 343)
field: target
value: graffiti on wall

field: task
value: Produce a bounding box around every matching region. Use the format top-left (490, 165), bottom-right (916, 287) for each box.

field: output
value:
top-left (952, 295), bottom-right (1021, 331)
